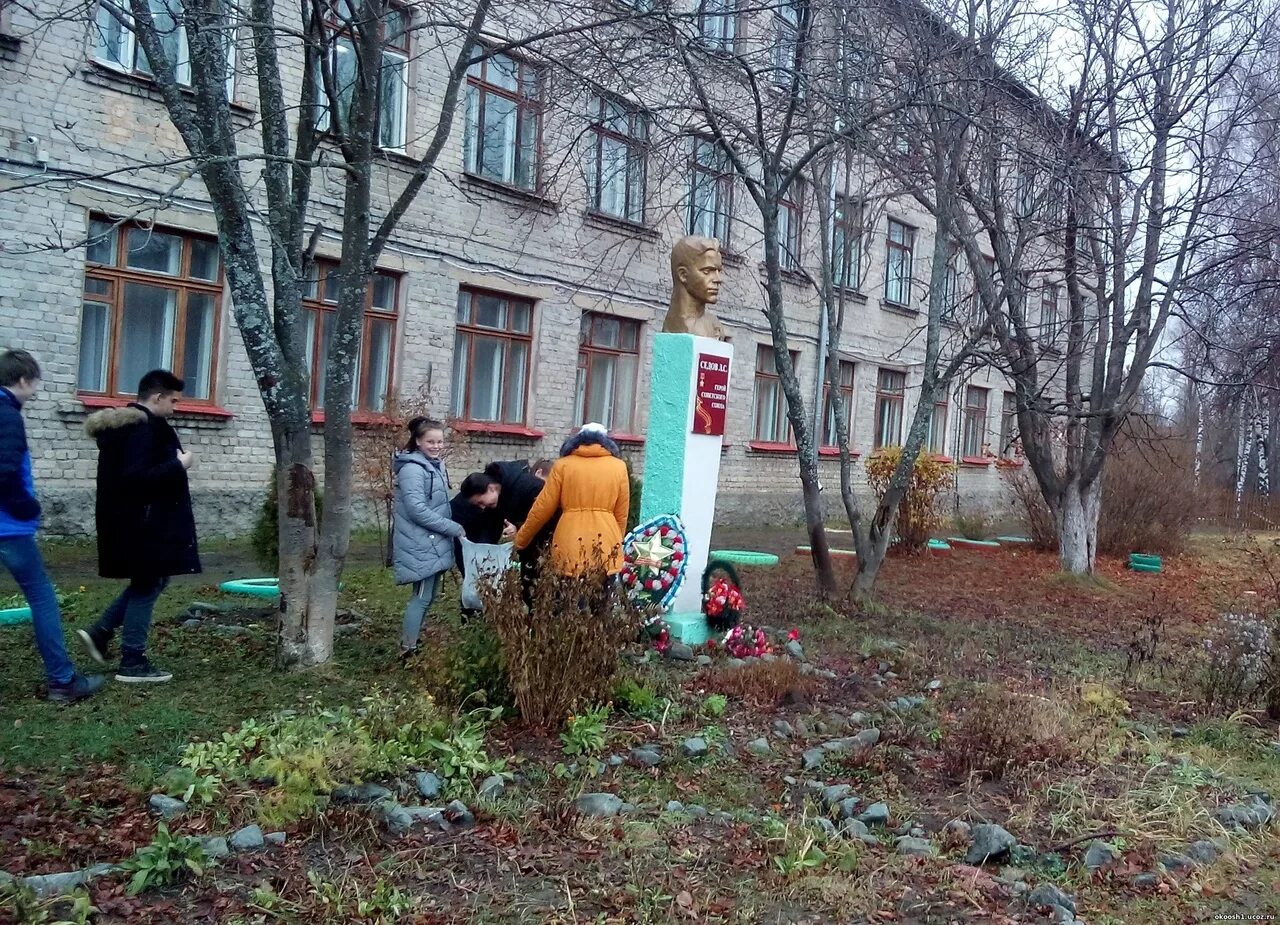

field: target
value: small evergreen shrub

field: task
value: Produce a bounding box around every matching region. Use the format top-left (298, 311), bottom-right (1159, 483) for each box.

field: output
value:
top-left (252, 468), bottom-right (324, 573)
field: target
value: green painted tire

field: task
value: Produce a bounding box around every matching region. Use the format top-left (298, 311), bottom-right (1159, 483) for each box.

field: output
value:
top-left (0, 606), bottom-right (32, 626)
top-left (219, 578), bottom-right (281, 598)
top-left (707, 549), bottom-right (780, 567)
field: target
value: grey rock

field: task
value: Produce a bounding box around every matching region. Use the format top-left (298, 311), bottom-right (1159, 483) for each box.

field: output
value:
top-left (229, 824), bottom-right (265, 851)
top-left (726, 658), bottom-right (747, 669)
top-left (334, 622), bottom-right (362, 638)
top-left (1083, 841), bottom-right (1120, 872)
top-left (576, 793), bottom-right (625, 817)
top-left (1131, 872), bottom-right (1161, 889)
top-left (823, 713), bottom-right (850, 734)
top-left (445, 799), bottom-right (475, 828)
top-left (1159, 853), bottom-right (1195, 873)
top-left (746, 737), bottom-right (771, 757)
top-left (1050, 904), bottom-right (1077, 924)
top-left (415, 771), bottom-right (443, 800)
top-left (1215, 796), bottom-right (1274, 830)
top-left (147, 794), bottom-right (187, 820)
top-left (822, 728), bottom-right (881, 757)
top-left (1186, 840), bottom-right (1221, 865)
top-left (687, 804), bottom-right (709, 819)
top-left (680, 737), bottom-right (709, 759)
top-left (965, 824), bottom-right (1018, 865)
top-left (665, 800), bottom-right (685, 813)
top-left (607, 754), bottom-right (625, 767)
top-left (1027, 884), bottom-right (1076, 914)
top-left (333, 782), bottom-right (394, 804)
top-left (802, 748), bottom-right (826, 771)
top-left (402, 805), bottom-right (447, 828)
top-left (201, 836), bottom-right (230, 859)
top-left (786, 640), bottom-right (806, 660)
top-left (926, 679), bottom-right (942, 691)
top-left (884, 671), bottom-right (899, 680)
top-left (816, 669), bottom-right (838, 680)
top-left (214, 624), bottom-right (249, 636)
top-left (182, 618), bottom-right (203, 629)
top-left (944, 819), bottom-right (972, 841)
top-left (910, 826), bottom-right (925, 838)
top-left (858, 802), bottom-right (891, 827)
top-left (264, 831), bottom-right (287, 847)
top-left (718, 740), bottom-right (737, 760)
top-left (841, 818), bottom-right (878, 845)
top-left (794, 717), bottom-right (813, 737)
top-left (821, 784), bottom-right (853, 809)
top-left (773, 719), bottom-right (794, 738)
top-left (377, 801), bottom-right (414, 836)
top-left (619, 802), bottom-right (637, 815)
top-left (813, 817), bottom-right (838, 838)
top-left (762, 653), bottom-right (778, 663)
top-left (631, 746), bottom-right (663, 768)
top-left (713, 811), bottom-right (736, 826)
top-left (896, 836), bottom-right (937, 857)
top-left (668, 643), bottom-right (696, 662)
top-left (836, 797), bottom-right (861, 820)
top-left (23, 865), bottom-right (118, 899)
top-left (478, 774), bottom-right (506, 800)
top-left (878, 660), bottom-right (892, 673)
top-left (696, 654), bottom-right (713, 668)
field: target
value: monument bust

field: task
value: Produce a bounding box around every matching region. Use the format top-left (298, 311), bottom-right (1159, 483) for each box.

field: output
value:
top-left (663, 235), bottom-right (727, 340)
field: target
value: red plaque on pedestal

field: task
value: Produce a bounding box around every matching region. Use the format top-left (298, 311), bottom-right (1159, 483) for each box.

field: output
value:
top-left (693, 354), bottom-right (729, 436)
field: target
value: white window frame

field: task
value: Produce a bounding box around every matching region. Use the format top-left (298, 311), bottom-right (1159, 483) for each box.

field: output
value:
top-left (93, 0), bottom-right (238, 94)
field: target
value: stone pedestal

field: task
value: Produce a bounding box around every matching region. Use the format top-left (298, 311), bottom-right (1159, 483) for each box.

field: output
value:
top-left (639, 333), bottom-right (733, 641)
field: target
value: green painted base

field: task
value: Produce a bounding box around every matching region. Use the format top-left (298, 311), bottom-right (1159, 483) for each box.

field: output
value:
top-left (667, 611), bottom-right (710, 646)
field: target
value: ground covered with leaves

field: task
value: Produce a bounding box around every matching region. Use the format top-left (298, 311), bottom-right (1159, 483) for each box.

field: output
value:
top-left (1, 531), bottom-right (1278, 924)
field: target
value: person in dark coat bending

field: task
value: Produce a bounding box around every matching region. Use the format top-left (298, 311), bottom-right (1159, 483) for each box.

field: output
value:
top-left (450, 472), bottom-right (512, 620)
top-left (78, 370), bottom-right (199, 684)
top-left (484, 458), bottom-right (553, 604)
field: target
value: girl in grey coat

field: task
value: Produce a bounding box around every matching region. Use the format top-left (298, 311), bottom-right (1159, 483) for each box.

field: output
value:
top-left (393, 418), bottom-right (464, 656)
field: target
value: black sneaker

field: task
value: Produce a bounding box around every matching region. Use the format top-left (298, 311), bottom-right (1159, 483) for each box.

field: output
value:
top-left (77, 628), bottom-right (112, 665)
top-left (115, 660), bottom-right (173, 684)
top-left (47, 673), bottom-right (106, 704)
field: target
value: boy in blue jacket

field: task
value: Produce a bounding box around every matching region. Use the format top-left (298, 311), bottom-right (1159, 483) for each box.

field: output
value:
top-left (0, 349), bottom-right (104, 702)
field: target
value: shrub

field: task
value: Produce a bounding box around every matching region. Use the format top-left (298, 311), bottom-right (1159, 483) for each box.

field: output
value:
top-left (1001, 465), bottom-right (1057, 550)
top-left (561, 704), bottom-right (610, 757)
top-left (1198, 612), bottom-right (1271, 710)
top-left (429, 618), bottom-right (514, 711)
top-left (123, 823), bottom-right (207, 895)
top-left (612, 675), bottom-right (669, 721)
top-left (482, 554), bottom-right (641, 729)
top-left (940, 687), bottom-right (1075, 781)
top-left (703, 659), bottom-right (818, 708)
top-left (865, 449), bottom-right (953, 550)
top-left (951, 508), bottom-right (993, 540)
top-left (1097, 426), bottom-right (1195, 556)
top-left (252, 468), bottom-right (324, 573)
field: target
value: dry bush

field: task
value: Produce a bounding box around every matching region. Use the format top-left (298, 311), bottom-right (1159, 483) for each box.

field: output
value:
top-left (1097, 424), bottom-right (1196, 556)
top-left (940, 687), bottom-right (1076, 781)
top-left (482, 551), bottom-right (640, 729)
top-left (865, 449), bottom-right (954, 550)
top-left (1000, 465), bottom-right (1057, 550)
top-left (702, 659), bottom-right (819, 707)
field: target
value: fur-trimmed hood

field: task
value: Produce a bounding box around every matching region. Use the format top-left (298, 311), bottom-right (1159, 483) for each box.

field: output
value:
top-left (559, 429), bottom-right (621, 458)
top-left (85, 405), bottom-right (148, 439)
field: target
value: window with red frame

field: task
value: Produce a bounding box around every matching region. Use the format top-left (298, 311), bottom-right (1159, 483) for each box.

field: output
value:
top-left (999, 390), bottom-right (1019, 458)
top-left (962, 385), bottom-right (989, 457)
top-left (313, 2), bottom-right (410, 150)
top-left (451, 288), bottom-right (533, 424)
top-left (588, 94), bottom-right (647, 224)
top-left (462, 51), bottom-right (543, 191)
top-left (873, 368), bottom-right (905, 449)
top-left (753, 345), bottom-right (798, 444)
top-left (884, 219), bottom-right (914, 307)
top-left (778, 185), bottom-right (803, 271)
top-left (301, 261), bottom-right (398, 412)
top-left (688, 137), bottom-right (733, 245)
top-left (821, 359), bottom-right (855, 447)
top-left (575, 313), bottom-right (640, 433)
top-left (831, 193), bottom-right (862, 290)
top-left (80, 216), bottom-right (223, 402)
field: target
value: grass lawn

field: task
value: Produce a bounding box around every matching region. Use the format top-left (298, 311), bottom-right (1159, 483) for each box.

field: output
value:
top-left (1, 530), bottom-right (1278, 924)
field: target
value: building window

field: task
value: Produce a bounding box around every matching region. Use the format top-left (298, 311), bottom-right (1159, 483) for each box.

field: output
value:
top-left (1040, 282), bottom-right (1060, 345)
top-left (962, 385), bottom-right (989, 458)
top-left (939, 247), bottom-right (965, 322)
top-left (588, 95), bottom-right (647, 224)
top-left (451, 288), bottom-right (533, 424)
top-left (831, 194), bottom-right (861, 290)
top-left (575, 313), bottom-right (641, 434)
top-left (772, 0), bottom-right (801, 90)
top-left (999, 390), bottom-right (1019, 458)
top-left (753, 345), bottom-right (797, 444)
top-left (821, 359), bottom-right (855, 448)
top-left (884, 219), bottom-right (913, 307)
top-left (94, 0), bottom-right (236, 95)
top-left (698, 0), bottom-right (737, 50)
top-left (778, 186), bottom-right (802, 271)
top-left (873, 368), bottom-right (905, 449)
top-left (311, 4), bottom-right (409, 148)
top-left (1015, 155), bottom-right (1036, 217)
top-left (926, 396), bottom-right (948, 454)
top-left (300, 262), bottom-right (398, 412)
top-left (463, 51), bottom-right (542, 191)
top-left (688, 138), bottom-right (733, 244)
top-left (79, 217), bottom-right (222, 402)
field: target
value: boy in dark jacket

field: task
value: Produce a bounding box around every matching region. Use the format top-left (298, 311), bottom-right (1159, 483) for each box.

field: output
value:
top-left (78, 370), bottom-right (200, 683)
top-left (483, 458), bottom-right (553, 605)
top-left (0, 350), bottom-right (104, 702)
top-left (450, 472), bottom-right (511, 620)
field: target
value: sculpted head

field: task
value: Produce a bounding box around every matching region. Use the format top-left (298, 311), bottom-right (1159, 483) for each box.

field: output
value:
top-left (671, 236), bottom-right (723, 307)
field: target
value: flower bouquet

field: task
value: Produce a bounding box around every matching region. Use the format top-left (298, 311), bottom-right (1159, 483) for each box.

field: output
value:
top-left (722, 623), bottom-right (770, 659)
top-left (702, 576), bottom-right (746, 631)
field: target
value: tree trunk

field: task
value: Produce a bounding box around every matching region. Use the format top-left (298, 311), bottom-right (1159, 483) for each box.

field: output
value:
top-left (1057, 477), bottom-right (1102, 574)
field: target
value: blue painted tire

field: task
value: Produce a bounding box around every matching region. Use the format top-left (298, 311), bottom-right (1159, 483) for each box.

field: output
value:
top-left (219, 578), bottom-right (280, 598)
top-left (0, 606), bottom-right (32, 626)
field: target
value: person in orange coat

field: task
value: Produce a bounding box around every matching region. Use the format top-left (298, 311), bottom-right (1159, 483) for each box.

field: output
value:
top-left (514, 423), bottom-right (630, 577)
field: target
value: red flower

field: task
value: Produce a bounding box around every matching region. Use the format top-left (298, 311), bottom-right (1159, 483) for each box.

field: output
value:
top-left (672, 552), bottom-right (684, 562)
top-left (787, 629), bottom-right (800, 641)
top-left (660, 526), bottom-right (671, 537)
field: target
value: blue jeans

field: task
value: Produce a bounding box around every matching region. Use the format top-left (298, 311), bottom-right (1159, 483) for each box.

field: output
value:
top-left (400, 573), bottom-right (442, 652)
top-left (0, 534), bottom-right (76, 686)
top-left (93, 576), bottom-right (169, 663)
